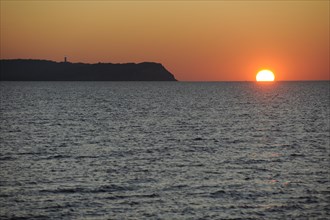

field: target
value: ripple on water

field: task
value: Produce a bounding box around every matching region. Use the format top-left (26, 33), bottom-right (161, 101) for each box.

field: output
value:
top-left (0, 81), bottom-right (329, 219)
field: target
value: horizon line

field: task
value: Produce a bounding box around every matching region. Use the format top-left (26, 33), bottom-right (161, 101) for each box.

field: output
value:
top-left (1, 59), bottom-right (329, 82)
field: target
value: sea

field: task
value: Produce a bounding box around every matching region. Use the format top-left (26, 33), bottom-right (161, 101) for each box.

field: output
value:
top-left (0, 81), bottom-right (329, 219)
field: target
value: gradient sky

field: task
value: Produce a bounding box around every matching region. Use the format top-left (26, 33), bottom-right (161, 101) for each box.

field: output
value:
top-left (1, 1), bottom-right (329, 81)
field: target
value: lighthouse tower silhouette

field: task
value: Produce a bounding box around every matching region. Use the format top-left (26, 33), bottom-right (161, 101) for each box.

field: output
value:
top-left (64, 57), bottom-right (67, 63)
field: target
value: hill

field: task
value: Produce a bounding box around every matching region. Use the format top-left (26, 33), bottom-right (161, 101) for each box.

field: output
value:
top-left (0, 59), bottom-right (177, 81)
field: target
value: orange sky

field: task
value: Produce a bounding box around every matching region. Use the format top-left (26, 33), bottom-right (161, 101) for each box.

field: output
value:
top-left (0, 1), bottom-right (329, 81)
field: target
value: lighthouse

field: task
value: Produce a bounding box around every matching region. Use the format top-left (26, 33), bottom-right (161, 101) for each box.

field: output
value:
top-left (64, 57), bottom-right (67, 63)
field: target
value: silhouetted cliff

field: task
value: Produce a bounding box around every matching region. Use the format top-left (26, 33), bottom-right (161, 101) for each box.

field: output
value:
top-left (0, 59), bottom-right (177, 81)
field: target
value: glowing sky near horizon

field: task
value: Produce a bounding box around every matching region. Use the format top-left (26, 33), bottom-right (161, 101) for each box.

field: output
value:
top-left (0, 1), bottom-right (329, 81)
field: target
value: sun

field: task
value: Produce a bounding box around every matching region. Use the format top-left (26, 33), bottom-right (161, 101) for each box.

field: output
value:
top-left (256, 69), bottom-right (275, 82)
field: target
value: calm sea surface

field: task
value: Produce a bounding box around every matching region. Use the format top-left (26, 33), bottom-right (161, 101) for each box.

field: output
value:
top-left (0, 81), bottom-right (329, 219)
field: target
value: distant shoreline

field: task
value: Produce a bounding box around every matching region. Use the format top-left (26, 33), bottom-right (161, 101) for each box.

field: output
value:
top-left (0, 59), bottom-right (177, 81)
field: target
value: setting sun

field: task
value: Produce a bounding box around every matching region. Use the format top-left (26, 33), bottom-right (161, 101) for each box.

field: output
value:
top-left (256, 70), bottom-right (275, 82)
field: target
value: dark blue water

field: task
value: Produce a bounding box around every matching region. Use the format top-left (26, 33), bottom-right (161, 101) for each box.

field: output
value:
top-left (0, 81), bottom-right (329, 219)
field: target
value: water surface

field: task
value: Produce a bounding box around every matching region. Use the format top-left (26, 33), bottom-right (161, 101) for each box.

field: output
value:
top-left (0, 82), bottom-right (329, 219)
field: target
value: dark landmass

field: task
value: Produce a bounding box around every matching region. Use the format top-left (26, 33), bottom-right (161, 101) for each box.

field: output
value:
top-left (0, 59), bottom-right (177, 81)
